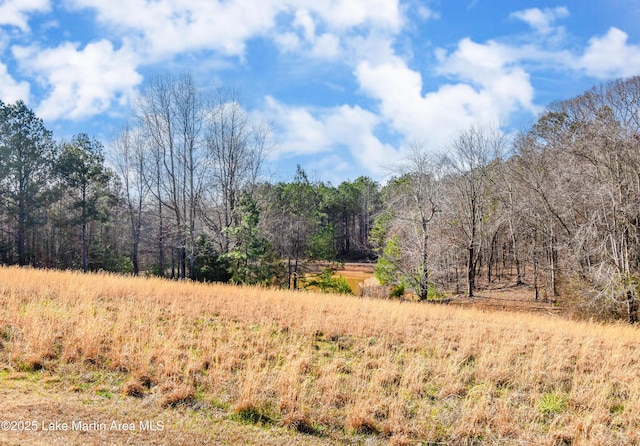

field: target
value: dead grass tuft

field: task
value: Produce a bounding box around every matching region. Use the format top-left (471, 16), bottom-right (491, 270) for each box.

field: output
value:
top-left (23, 354), bottom-right (45, 372)
top-left (389, 433), bottom-right (414, 446)
top-left (280, 411), bottom-right (317, 434)
top-left (122, 377), bottom-right (146, 398)
top-left (345, 415), bottom-right (378, 435)
top-left (159, 383), bottom-right (196, 408)
top-left (231, 400), bottom-right (275, 425)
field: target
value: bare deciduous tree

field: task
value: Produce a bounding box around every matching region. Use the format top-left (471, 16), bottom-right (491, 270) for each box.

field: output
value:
top-left (376, 144), bottom-right (444, 300)
top-left (111, 124), bottom-right (148, 275)
top-left (202, 87), bottom-right (270, 253)
top-left (136, 73), bottom-right (208, 279)
top-left (444, 125), bottom-right (503, 297)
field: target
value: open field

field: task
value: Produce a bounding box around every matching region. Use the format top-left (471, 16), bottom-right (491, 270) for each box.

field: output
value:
top-left (1, 266), bottom-right (640, 445)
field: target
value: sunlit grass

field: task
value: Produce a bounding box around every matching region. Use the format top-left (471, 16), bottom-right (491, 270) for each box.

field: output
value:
top-left (1, 266), bottom-right (640, 444)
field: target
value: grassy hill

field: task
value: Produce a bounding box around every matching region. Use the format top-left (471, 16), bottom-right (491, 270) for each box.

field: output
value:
top-left (1, 266), bottom-right (639, 445)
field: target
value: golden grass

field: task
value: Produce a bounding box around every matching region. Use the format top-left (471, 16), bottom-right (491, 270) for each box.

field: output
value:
top-left (1, 266), bottom-right (640, 444)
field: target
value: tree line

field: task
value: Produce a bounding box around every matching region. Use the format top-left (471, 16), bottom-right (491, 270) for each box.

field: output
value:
top-left (0, 73), bottom-right (381, 288)
top-left (2, 74), bottom-right (640, 321)
top-left (375, 76), bottom-right (640, 322)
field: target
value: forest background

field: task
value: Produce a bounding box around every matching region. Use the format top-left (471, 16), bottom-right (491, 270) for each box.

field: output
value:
top-left (2, 73), bottom-right (640, 322)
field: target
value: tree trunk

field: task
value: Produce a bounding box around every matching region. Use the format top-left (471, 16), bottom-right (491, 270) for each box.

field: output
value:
top-left (180, 245), bottom-right (186, 280)
top-left (17, 199), bottom-right (26, 266)
top-left (487, 230), bottom-right (498, 283)
top-left (132, 244), bottom-right (139, 276)
top-left (534, 228), bottom-right (539, 301)
top-left (157, 183), bottom-right (164, 277)
top-left (82, 185), bottom-right (88, 273)
top-left (468, 245), bottom-right (475, 297)
top-left (419, 229), bottom-right (429, 301)
top-left (628, 290), bottom-right (638, 324)
top-left (549, 234), bottom-right (558, 299)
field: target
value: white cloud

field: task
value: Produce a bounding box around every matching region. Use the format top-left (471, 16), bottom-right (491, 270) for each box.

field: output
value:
top-left (12, 40), bottom-right (142, 120)
top-left (357, 59), bottom-right (485, 146)
top-left (577, 27), bottom-right (640, 79)
top-left (310, 33), bottom-right (341, 59)
top-left (63, 0), bottom-right (402, 63)
top-left (416, 5), bottom-right (439, 21)
top-left (0, 0), bottom-right (50, 32)
top-left (275, 29), bottom-right (342, 61)
top-left (303, 0), bottom-right (402, 31)
top-left (350, 32), bottom-right (398, 66)
top-left (260, 97), bottom-right (399, 177)
top-left (436, 38), bottom-right (537, 113)
top-left (65, 0), bottom-right (284, 60)
top-left (293, 9), bottom-right (315, 41)
top-left (0, 63), bottom-right (30, 103)
top-left (272, 0), bottom-right (402, 61)
top-left (323, 104), bottom-right (400, 176)
top-left (262, 96), bottom-right (332, 157)
top-left (436, 38), bottom-right (512, 84)
top-left (273, 32), bottom-right (302, 53)
top-left (6, 0), bottom-right (636, 170)
top-left (355, 36), bottom-right (537, 150)
top-left (511, 7), bottom-right (569, 35)
top-left (436, 20), bottom-right (640, 87)
top-left (344, 17), bottom-right (636, 156)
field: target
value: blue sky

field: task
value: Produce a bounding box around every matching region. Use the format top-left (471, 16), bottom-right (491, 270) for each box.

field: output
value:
top-left (1, 0), bottom-right (640, 184)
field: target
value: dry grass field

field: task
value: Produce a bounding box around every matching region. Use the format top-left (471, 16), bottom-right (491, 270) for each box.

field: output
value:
top-left (1, 266), bottom-right (640, 445)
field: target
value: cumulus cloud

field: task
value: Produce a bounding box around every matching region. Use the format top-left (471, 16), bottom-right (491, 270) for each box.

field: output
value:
top-left (322, 104), bottom-right (401, 175)
top-left (0, 0), bottom-right (50, 32)
top-left (0, 63), bottom-right (31, 103)
top-left (310, 33), bottom-right (341, 59)
top-left (357, 59), bottom-right (485, 147)
top-left (436, 38), bottom-right (512, 84)
top-left (3, 0), bottom-right (402, 129)
top-left (436, 38), bottom-right (537, 113)
top-left (65, 0), bottom-right (283, 60)
top-left (577, 27), bottom-right (640, 79)
top-left (259, 96), bottom-right (399, 177)
top-left (272, 0), bottom-right (401, 61)
top-left (12, 40), bottom-right (142, 120)
top-left (511, 6), bottom-right (569, 35)
top-left (64, 0), bottom-right (401, 62)
top-left (293, 9), bottom-right (315, 41)
top-left (261, 97), bottom-right (332, 157)
top-left (303, 0), bottom-right (402, 31)
top-left (355, 35), bottom-right (536, 150)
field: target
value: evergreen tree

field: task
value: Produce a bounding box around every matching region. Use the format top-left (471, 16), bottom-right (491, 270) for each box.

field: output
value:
top-left (55, 134), bottom-right (113, 272)
top-left (0, 100), bottom-right (56, 266)
top-left (222, 194), bottom-right (284, 285)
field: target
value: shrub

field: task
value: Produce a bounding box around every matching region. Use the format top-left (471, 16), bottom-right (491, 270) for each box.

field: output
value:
top-left (303, 267), bottom-right (353, 295)
top-left (389, 284), bottom-right (405, 298)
